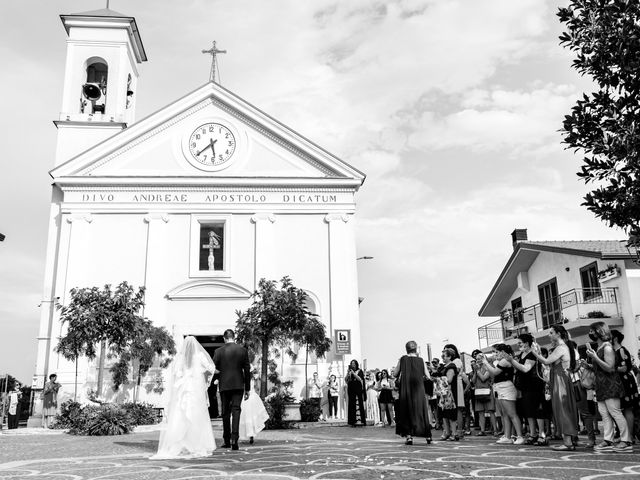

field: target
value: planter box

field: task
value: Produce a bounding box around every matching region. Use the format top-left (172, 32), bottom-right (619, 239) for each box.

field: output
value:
top-left (598, 268), bottom-right (620, 283)
top-left (283, 403), bottom-right (301, 421)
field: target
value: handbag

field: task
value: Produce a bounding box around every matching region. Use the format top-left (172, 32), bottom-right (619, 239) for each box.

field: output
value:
top-left (423, 377), bottom-right (434, 397)
top-left (474, 387), bottom-right (491, 401)
top-left (580, 367), bottom-right (596, 390)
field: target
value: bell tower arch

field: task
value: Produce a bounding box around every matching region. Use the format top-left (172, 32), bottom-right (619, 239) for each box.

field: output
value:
top-left (54, 8), bottom-right (147, 165)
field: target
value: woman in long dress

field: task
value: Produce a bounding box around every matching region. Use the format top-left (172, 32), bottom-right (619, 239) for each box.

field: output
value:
top-left (365, 372), bottom-right (381, 425)
top-left (394, 340), bottom-right (432, 445)
top-left (345, 360), bottom-right (366, 426)
top-left (531, 325), bottom-right (579, 450)
top-left (42, 374), bottom-right (61, 428)
top-left (151, 336), bottom-right (216, 459)
top-left (239, 373), bottom-right (269, 444)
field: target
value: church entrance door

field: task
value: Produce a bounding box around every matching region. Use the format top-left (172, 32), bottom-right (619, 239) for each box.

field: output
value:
top-left (194, 334), bottom-right (224, 419)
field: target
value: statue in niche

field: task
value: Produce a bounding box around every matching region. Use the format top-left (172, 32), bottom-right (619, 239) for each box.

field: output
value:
top-left (202, 230), bottom-right (221, 271)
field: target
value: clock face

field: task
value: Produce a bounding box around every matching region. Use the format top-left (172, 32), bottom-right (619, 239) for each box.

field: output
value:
top-left (188, 123), bottom-right (236, 166)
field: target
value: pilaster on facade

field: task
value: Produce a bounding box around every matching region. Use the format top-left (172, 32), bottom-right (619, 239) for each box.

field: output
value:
top-left (324, 213), bottom-right (350, 224)
top-left (251, 213), bottom-right (277, 289)
top-left (143, 213), bottom-right (171, 328)
top-left (325, 212), bottom-right (360, 360)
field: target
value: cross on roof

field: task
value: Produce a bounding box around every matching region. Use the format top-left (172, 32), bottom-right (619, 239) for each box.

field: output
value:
top-left (202, 41), bottom-right (227, 84)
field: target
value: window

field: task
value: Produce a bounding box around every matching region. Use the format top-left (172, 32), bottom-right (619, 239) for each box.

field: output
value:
top-left (538, 278), bottom-right (560, 329)
top-left (511, 297), bottom-right (523, 325)
top-left (199, 223), bottom-right (224, 271)
top-left (190, 215), bottom-right (230, 277)
top-left (580, 262), bottom-right (601, 300)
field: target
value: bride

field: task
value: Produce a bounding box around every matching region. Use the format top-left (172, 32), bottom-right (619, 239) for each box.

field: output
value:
top-left (151, 336), bottom-right (216, 459)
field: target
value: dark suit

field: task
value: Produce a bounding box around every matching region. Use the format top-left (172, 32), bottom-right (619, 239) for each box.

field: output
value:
top-left (212, 342), bottom-right (251, 445)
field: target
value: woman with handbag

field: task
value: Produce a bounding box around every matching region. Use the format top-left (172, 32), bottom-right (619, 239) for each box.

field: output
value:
top-left (376, 370), bottom-right (394, 426)
top-left (585, 322), bottom-right (631, 452)
top-left (531, 325), bottom-right (579, 451)
top-left (471, 349), bottom-right (496, 436)
top-left (394, 340), bottom-right (432, 445)
top-left (439, 348), bottom-right (459, 440)
top-left (482, 344), bottom-right (525, 445)
top-left (611, 329), bottom-right (640, 443)
top-left (507, 334), bottom-right (547, 445)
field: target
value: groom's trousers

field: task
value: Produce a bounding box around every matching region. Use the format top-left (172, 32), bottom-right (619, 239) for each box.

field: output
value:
top-left (220, 389), bottom-right (244, 444)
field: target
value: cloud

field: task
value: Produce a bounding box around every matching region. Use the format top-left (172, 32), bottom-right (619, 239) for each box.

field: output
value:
top-left (406, 85), bottom-right (579, 153)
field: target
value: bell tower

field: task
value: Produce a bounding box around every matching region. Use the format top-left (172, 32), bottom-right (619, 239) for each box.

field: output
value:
top-left (54, 8), bottom-right (147, 165)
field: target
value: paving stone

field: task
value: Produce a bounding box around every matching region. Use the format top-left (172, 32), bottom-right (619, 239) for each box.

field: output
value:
top-left (1, 425), bottom-right (640, 479)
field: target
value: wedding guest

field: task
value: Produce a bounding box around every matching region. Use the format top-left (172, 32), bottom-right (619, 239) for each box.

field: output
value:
top-left (327, 375), bottom-right (340, 419)
top-left (611, 329), bottom-right (640, 442)
top-left (345, 359), bottom-right (366, 426)
top-left (439, 348), bottom-right (459, 440)
top-left (444, 344), bottom-right (469, 438)
top-left (7, 383), bottom-right (22, 430)
top-left (470, 350), bottom-right (497, 436)
top-left (529, 326), bottom-right (578, 450)
top-left (394, 340), bottom-right (432, 445)
top-left (239, 371), bottom-right (269, 445)
top-left (509, 334), bottom-right (547, 445)
top-left (308, 372), bottom-right (325, 420)
top-left (377, 369), bottom-right (394, 426)
top-left (365, 371), bottom-right (381, 425)
top-left (576, 344), bottom-right (598, 447)
top-left (482, 344), bottom-right (525, 445)
top-left (42, 374), bottom-right (61, 428)
top-left (586, 322), bottom-right (632, 452)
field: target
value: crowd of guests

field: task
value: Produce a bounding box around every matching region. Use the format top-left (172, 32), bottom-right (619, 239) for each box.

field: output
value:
top-left (325, 321), bottom-right (640, 452)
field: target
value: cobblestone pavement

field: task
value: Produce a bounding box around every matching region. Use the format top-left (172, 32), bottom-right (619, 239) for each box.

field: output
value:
top-left (2, 425), bottom-right (640, 480)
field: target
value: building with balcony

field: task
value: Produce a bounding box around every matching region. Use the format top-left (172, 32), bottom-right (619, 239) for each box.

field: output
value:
top-left (477, 229), bottom-right (640, 355)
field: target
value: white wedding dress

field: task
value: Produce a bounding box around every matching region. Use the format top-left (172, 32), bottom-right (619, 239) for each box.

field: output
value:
top-left (151, 336), bottom-right (216, 459)
top-left (239, 377), bottom-right (269, 440)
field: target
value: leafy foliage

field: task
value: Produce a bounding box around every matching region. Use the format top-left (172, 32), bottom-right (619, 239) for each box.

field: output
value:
top-left (53, 399), bottom-right (158, 435)
top-left (263, 364), bottom-right (295, 429)
top-left (558, 1), bottom-right (640, 233)
top-left (299, 399), bottom-right (322, 422)
top-left (85, 405), bottom-right (133, 436)
top-left (109, 320), bottom-right (176, 395)
top-left (236, 277), bottom-right (330, 398)
top-left (56, 281), bottom-right (175, 396)
top-left (121, 402), bottom-right (158, 426)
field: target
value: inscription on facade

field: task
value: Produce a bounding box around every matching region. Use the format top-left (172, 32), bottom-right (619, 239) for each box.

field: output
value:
top-left (71, 191), bottom-right (346, 205)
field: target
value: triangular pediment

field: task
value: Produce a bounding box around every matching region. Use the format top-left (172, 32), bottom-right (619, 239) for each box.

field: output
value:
top-left (51, 82), bottom-right (365, 188)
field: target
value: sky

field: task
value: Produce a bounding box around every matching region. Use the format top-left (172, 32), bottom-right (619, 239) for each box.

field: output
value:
top-left (0, 0), bottom-right (626, 384)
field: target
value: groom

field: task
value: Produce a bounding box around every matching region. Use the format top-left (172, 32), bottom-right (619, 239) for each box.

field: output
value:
top-left (213, 329), bottom-right (251, 450)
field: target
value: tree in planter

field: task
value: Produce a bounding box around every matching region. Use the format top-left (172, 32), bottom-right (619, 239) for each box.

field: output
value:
top-left (558, 1), bottom-right (640, 236)
top-left (56, 282), bottom-right (147, 397)
top-left (109, 319), bottom-right (175, 402)
top-left (235, 277), bottom-right (314, 399)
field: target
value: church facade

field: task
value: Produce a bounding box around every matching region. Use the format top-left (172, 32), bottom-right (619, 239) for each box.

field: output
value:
top-left (33, 9), bottom-right (365, 409)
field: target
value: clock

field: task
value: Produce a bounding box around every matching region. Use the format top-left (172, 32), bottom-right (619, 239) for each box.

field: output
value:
top-left (187, 122), bottom-right (236, 167)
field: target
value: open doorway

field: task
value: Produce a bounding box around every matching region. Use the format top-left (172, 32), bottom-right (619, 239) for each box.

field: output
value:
top-left (194, 334), bottom-right (224, 419)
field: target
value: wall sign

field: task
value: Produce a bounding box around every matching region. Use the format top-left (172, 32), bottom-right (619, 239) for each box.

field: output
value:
top-left (335, 329), bottom-right (351, 355)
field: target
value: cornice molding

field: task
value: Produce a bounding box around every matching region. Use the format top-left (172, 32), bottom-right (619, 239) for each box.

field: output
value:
top-left (166, 279), bottom-right (252, 300)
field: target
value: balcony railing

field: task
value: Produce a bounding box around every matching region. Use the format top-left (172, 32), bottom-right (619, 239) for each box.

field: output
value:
top-left (477, 287), bottom-right (620, 348)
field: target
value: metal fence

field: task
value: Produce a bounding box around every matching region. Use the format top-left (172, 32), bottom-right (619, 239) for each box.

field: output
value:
top-left (477, 287), bottom-right (620, 348)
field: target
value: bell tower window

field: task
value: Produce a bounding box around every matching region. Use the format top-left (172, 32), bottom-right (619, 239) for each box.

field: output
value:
top-left (80, 59), bottom-right (108, 114)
